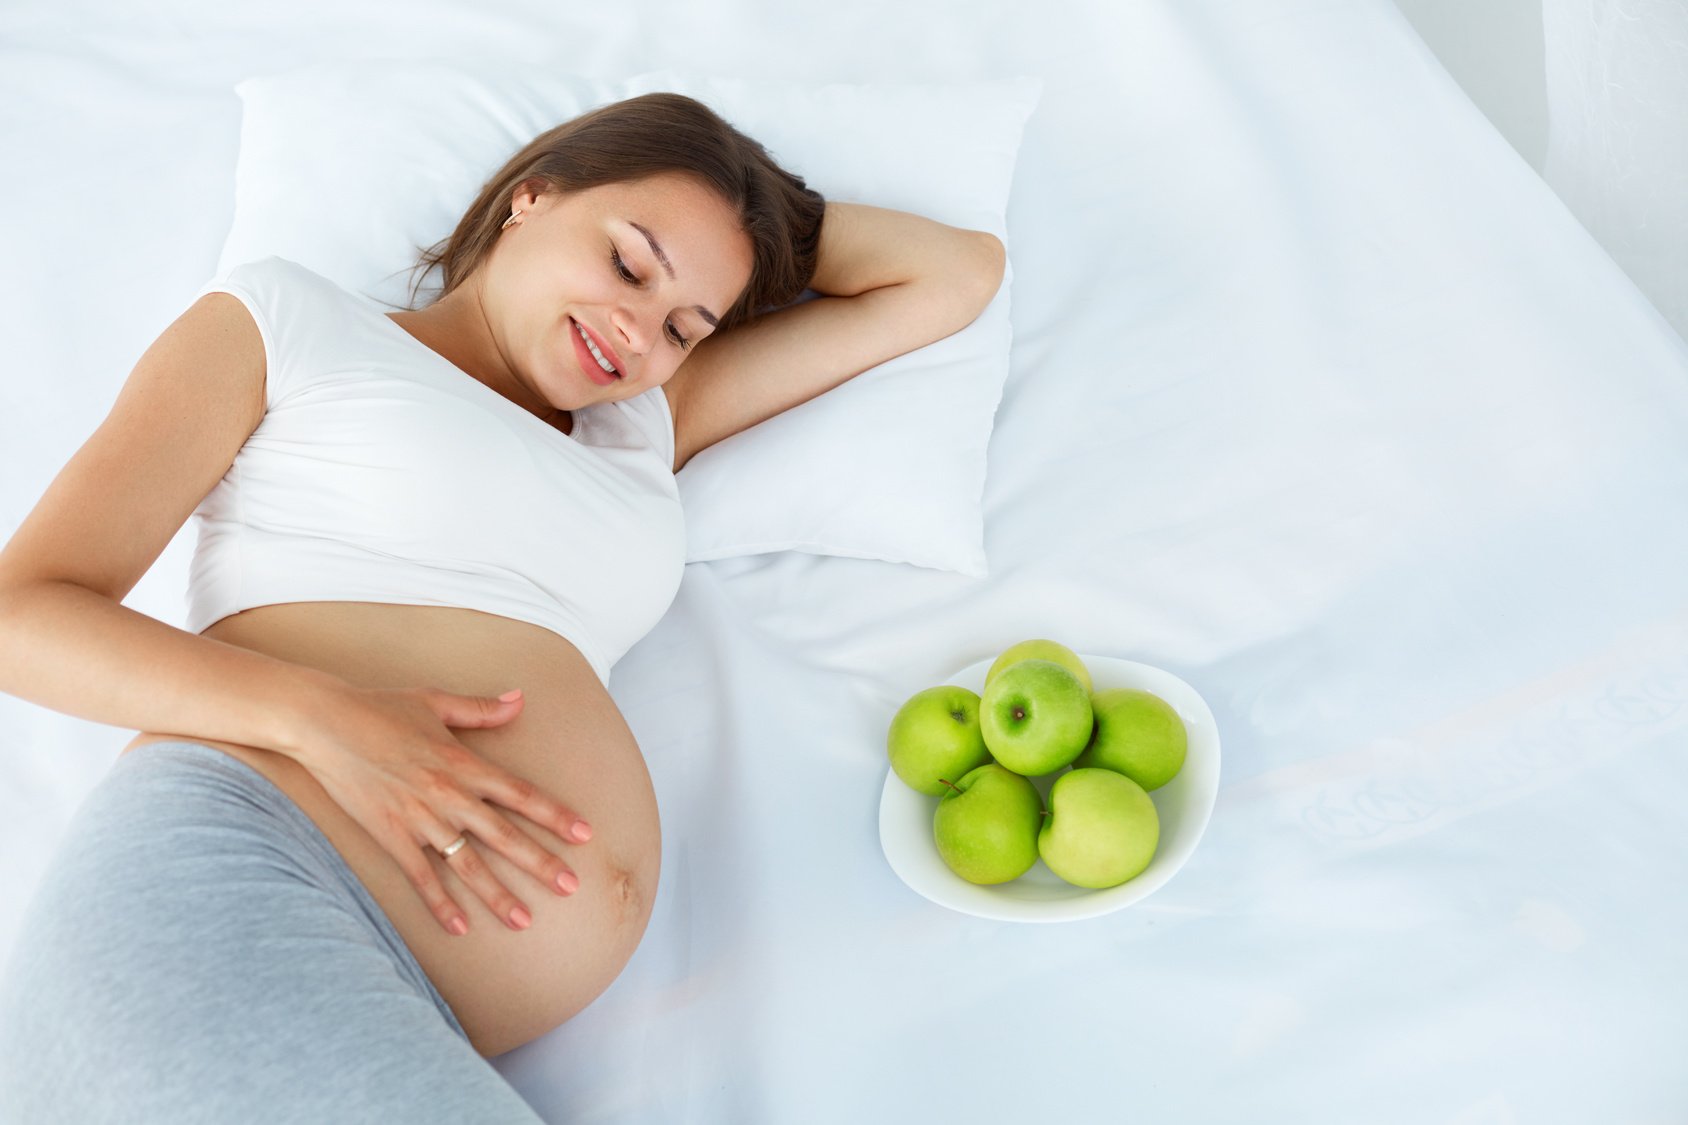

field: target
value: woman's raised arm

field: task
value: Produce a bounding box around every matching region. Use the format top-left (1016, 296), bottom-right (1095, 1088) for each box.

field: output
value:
top-left (664, 201), bottom-right (1005, 472)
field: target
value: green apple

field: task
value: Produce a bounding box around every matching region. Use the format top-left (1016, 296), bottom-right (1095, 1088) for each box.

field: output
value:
top-left (886, 685), bottom-right (992, 797)
top-left (1038, 768), bottom-right (1159, 888)
top-left (985, 639), bottom-right (1093, 694)
top-left (1072, 688), bottom-right (1188, 791)
top-left (932, 763), bottom-right (1044, 884)
top-left (979, 659), bottom-right (1094, 776)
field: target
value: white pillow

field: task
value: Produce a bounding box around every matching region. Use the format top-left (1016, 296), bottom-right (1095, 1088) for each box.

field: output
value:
top-left (218, 61), bottom-right (1039, 577)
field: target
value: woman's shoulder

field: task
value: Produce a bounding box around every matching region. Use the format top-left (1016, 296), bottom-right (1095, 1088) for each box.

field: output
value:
top-left (194, 258), bottom-right (393, 411)
top-left (209, 255), bottom-right (353, 300)
top-left (198, 257), bottom-right (387, 341)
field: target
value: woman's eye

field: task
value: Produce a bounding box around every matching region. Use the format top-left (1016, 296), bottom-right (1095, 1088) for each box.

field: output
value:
top-left (612, 244), bottom-right (688, 349)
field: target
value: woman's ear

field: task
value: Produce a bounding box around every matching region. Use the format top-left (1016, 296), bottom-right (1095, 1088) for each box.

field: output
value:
top-left (513, 177), bottom-right (550, 214)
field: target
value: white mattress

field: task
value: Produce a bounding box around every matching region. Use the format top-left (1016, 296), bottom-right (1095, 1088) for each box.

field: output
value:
top-left (4, 1), bottom-right (1686, 1121)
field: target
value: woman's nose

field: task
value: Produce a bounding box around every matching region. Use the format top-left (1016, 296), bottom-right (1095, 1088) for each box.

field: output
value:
top-left (609, 302), bottom-right (658, 359)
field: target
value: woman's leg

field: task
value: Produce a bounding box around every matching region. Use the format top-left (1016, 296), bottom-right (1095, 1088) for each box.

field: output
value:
top-left (0, 741), bottom-right (544, 1124)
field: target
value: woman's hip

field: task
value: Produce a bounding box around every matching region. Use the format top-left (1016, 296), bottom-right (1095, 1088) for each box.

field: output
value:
top-left (0, 739), bottom-right (543, 1123)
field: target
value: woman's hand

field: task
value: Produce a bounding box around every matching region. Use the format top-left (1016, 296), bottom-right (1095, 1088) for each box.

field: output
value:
top-left (287, 684), bottom-right (591, 936)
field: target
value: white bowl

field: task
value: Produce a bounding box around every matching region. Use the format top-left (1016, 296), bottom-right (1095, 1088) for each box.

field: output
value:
top-left (878, 654), bottom-right (1221, 922)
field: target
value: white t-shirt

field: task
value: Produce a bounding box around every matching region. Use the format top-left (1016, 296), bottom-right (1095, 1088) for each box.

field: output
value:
top-left (185, 256), bottom-right (685, 687)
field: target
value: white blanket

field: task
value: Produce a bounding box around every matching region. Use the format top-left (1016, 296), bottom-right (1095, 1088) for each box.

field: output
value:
top-left (4, 1), bottom-right (1686, 1121)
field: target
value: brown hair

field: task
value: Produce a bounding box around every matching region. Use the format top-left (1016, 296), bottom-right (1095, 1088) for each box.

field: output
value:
top-left (401, 92), bottom-right (826, 333)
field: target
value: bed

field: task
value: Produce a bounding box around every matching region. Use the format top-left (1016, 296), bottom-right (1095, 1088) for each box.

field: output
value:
top-left (3, 0), bottom-right (1686, 1121)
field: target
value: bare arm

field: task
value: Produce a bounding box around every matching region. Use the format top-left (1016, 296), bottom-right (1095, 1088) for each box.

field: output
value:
top-left (806, 200), bottom-right (1005, 301)
top-left (666, 201), bottom-right (1005, 471)
top-left (0, 291), bottom-right (585, 938)
top-left (0, 579), bottom-right (347, 756)
top-left (0, 291), bottom-right (345, 755)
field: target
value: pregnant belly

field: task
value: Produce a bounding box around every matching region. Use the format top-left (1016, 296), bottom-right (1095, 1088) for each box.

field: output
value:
top-left (118, 601), bottom-right (663, 1058)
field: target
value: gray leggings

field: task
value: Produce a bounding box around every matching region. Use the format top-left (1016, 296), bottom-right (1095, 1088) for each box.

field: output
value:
top-left (0, 740), bottom-right (545, 1123)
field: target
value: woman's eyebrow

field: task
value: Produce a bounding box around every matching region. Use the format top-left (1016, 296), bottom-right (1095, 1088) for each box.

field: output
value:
top-left (627, 219), bottom-right (720, 327)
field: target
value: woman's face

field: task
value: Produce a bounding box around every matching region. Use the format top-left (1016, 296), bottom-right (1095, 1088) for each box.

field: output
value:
top-left (484, 171), bottom-right (755, 411)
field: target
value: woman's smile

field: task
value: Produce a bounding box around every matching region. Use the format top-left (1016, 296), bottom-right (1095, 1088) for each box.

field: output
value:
top-left (568, 317), bottom-right (622, 386)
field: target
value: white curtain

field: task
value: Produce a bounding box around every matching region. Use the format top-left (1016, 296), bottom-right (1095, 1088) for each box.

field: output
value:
top-left (1541, 0), bottom-right (1688, 345)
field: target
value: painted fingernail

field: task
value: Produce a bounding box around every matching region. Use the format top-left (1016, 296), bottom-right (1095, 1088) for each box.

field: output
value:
top-left (571, 821), bottom-right (593, 842)
top-left (509, 906), bottom-right (532, 929)
top-left (556, 870), bottom-right (579, 894)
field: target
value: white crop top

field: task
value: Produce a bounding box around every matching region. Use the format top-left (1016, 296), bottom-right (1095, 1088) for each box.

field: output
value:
top-left (185, 256), bottom-right (686, 687)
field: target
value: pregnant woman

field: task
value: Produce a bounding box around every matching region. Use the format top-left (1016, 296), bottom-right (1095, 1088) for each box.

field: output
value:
top-left (0, 92), bottom-right (1004, 1120)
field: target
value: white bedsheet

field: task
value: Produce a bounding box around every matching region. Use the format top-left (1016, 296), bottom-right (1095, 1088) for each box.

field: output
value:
top-left (4, 1), bottom-right (1686, 1121)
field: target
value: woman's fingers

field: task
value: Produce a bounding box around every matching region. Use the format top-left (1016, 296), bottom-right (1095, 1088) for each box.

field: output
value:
top-left (384, 796), bottom-right (563, 937)
top-left (479, 759), bottom-right (595, 847)
top-left (374, 816), bottom-right (471, 937)
top-left (422, 758), bottom-right (589, 931)
top-left (421, 702), bottom-right (593, 845)
top-left (433, 832), bottom-right (540, 932)
top-left (456, 799), bottom-right (584, 901)
top-left (427, 686), bottom-right (527, 730)
top-left (416, 745), bottom-right (590, 901)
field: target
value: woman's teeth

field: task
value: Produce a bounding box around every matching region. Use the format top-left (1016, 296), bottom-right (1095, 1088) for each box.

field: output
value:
top-left (575, 321), bottom-right (619, 377)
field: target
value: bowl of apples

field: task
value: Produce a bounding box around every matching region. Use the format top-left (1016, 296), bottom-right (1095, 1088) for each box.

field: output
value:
top-left (878, 639), bottom-right (1221, 922)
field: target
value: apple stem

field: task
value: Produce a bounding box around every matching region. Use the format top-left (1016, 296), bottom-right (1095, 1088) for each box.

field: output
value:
top-left (937, 778), bottom-right (963, 795)
top-left (1040, 810), bottom-right (1050, 817)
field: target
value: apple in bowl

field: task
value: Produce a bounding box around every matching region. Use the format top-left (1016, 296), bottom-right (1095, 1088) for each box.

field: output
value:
top-left (1038, 767), bottom-right (1159, 889)
top-left (932, 763), bottom-right (1045, 884)
top-left (1073, 687), bottom-right (1188, 792)
top-left (978, 659), bottom-right (1094, 777)
top-left (984, 638), bottom-right (1094, 694)
top-left (886, 685), bottom-right (992, 797)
